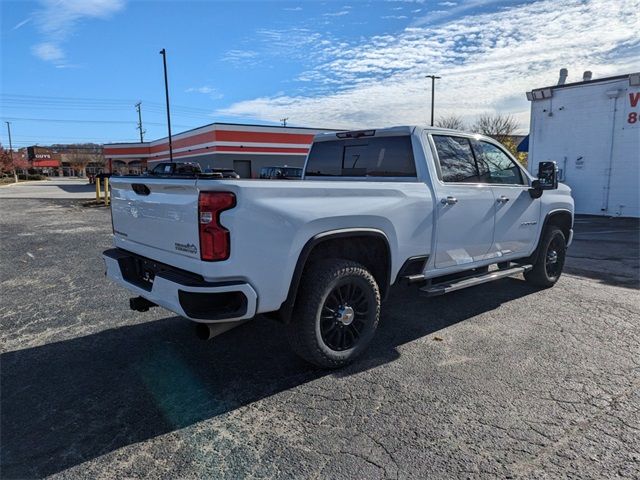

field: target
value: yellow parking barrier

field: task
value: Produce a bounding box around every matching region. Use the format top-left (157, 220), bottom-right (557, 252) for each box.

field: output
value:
top-left (96, 177), bottom-right (102, 200)
top-left (104, 178), bottom-right (110, 206)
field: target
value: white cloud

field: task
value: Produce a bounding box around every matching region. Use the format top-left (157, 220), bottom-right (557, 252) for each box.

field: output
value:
top-left (186, 86), bottom-right (215, 94)
top-left (221, 49), bottom-right (261, 67)
top-left (31, 0), bottom-right (125, 65)
top-left (218, 0), bottom-right (640, 132)
top-left (32, 42), bottom-right (65, 62)
top-left (13, 18), bottom-right (31, 30)
top-left (382, 15), bottom-right (409, 19)
top-left (186, 86), bottom-right (223, 100)
top-left (413, 0), bottom-right (513, 26)
top-left (283, 6), bottom-right (302, 11)
top-left (323, 9), bottom-right (351, 17)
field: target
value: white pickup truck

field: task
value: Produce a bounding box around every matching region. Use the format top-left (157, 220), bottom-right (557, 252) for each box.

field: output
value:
top-left (104, 126), bottom-right (574, 367)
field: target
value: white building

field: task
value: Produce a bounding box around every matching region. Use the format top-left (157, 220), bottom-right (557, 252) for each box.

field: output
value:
top-left (526, 70), bottom-right (640, 218)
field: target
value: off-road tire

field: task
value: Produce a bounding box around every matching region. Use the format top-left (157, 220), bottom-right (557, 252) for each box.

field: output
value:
top-left (524, 227), bottom-right (566, 287)
top-left (287, 259), bottom-right (381, 368)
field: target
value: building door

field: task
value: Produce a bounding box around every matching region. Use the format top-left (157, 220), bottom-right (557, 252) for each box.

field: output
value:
top-left (233, 160), bottom-right (252, 178)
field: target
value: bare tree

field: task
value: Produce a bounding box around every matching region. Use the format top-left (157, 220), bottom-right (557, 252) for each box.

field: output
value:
top-left (470, 114), bottom-right (527, 166)
top-left (435, 115), bottom-right (466, 131)
top-left (469, 113), bottom-right (519, 144)
top-left (60, 144), bottom-right (104, 177)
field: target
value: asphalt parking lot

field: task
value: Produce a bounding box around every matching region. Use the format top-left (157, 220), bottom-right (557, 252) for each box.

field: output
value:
top-left (0, 178), bottom-right (95, 200)
top-left (1, 198), bottom-right (638, 479)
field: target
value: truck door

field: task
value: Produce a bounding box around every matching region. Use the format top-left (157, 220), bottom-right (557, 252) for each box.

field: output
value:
top-left (470, 139), bottom-right (540, 257)
top-left (430, 135), bottom-right (496, 269)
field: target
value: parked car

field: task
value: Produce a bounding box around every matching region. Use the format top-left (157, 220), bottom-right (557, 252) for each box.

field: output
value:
top-left (259, 166), bottom-right (302, 179)
top-left (147, 162), bottom-right (202, 176)
top-left (104, 126), bottom-right (574, 368)
top-left (204, 168), bottom-right (241, 179)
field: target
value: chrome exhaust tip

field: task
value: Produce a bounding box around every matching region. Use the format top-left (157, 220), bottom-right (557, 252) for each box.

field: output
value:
top-left (195, 321), bottom-right (248, 341)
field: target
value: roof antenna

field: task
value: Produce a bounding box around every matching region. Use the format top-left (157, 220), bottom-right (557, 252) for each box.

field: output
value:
top-left (280, 118), bottom-right (288, 127)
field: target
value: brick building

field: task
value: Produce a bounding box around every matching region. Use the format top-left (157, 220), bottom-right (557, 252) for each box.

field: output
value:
top-left (103, 122), bottom-right (334, 177)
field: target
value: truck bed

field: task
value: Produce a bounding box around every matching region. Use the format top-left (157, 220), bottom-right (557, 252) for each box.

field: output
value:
top-left (109, 176), bottom-right (433, 314)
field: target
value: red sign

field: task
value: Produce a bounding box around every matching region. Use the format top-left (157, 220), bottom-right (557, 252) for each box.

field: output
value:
top-left (32, 159), bottom-right (60, 168)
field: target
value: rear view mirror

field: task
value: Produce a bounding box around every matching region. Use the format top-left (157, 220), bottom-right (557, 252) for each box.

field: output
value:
top-left (537, 161), bottom-right (558, 190)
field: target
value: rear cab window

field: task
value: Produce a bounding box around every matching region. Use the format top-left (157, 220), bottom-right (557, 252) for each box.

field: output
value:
top-left (305, 135), bottom-right (417, 178)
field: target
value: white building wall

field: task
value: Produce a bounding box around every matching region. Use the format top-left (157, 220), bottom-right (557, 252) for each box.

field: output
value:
top-left (528, 75), bottom-right (640, 217)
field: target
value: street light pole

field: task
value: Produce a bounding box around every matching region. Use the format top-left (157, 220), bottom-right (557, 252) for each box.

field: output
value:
top-left (159, 48), bottom-right (173, 162)
top-left (425, 75), bottom-right (441, 127)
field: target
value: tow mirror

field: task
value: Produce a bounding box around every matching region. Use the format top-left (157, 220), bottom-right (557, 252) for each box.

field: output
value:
top-left (537, 161), bottom-right (558, 190)
top-left (529, 161), bottom-right (558, 198)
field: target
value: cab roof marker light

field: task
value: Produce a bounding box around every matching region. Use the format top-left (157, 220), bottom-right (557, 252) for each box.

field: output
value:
top-left (336, 130), bottom-right (376, 139)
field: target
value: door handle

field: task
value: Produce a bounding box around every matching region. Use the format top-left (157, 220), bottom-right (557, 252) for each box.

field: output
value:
top-left (441, 196), bottom-right (458, 205)
top-left (496, 196), bottom-right (510, 203)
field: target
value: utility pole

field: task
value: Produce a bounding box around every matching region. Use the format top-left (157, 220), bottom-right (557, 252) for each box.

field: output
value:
top-left (135, 102), bottom-right (145, 142)
top-left (159, 48), bottom-right (173, 162)
top-left (280, 117), bottom-right (288, 127)
top-left (425, 75), bottom-right (441, 127)
top-left (5, 121), bottom-right (17, 183)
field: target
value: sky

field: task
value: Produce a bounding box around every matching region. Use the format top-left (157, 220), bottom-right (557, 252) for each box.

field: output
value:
top-left (1, 0), bottom-right (639, 147)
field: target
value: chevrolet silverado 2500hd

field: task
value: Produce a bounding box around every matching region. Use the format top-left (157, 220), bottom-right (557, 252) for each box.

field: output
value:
top-left (103, 126), bottom-right (574, 368)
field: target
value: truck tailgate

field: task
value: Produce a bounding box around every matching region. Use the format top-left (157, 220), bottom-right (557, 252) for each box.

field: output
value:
top-left (110, 177), bottom-right (201, 260)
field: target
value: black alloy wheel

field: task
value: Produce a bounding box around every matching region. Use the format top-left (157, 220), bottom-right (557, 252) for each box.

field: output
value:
top-left (320, 280), bottom-right (371, 351)
top-left (524, 227), bottom-right (566, 287)
top-left (287, 259), bottom-right (381, 368)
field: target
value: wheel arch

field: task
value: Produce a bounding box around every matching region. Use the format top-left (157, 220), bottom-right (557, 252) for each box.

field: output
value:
top-left (524, 209), bottom-right (573, 265)
top-left (545, 209), bottom-right (573, 241)
top-left (276, 228), bottom-right (392, 323)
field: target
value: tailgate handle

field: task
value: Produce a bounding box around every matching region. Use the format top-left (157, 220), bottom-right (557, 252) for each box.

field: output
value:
top-left (132, 184), bottom-right (150, 196)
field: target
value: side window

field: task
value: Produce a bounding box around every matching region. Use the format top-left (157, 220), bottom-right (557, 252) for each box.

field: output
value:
top-left (472, 141), bottom-right (524, 185)
top-left (432, 135), bottom-right (479, 183)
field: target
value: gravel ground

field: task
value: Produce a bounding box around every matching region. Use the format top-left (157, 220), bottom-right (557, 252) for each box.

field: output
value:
top-left (1, 199), bottom-right (638, 479)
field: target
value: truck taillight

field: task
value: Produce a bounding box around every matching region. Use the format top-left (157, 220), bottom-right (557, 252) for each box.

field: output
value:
top-left (198, 192), bottom-right (235, 261)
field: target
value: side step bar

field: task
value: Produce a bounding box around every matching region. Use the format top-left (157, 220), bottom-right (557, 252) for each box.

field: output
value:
top-left (420, 265), bottom-right (533, 297)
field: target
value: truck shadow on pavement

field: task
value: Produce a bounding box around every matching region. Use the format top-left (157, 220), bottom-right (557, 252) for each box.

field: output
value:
top-left (1, 278), bottom-right (540, 478)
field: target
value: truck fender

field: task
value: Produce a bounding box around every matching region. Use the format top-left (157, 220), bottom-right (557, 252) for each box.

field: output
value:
top-left (524, 209), bottom-right (573, 265)
top-left (276, 228), bottom-right (392, 323)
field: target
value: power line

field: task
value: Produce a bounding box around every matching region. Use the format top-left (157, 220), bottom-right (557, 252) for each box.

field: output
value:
top-left (1, 93), bottom-right (216, 115)
top-left (0, 116), bottom-right (194, 128)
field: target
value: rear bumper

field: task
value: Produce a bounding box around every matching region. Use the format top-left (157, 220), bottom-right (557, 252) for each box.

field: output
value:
top-left (103, 248), bottom-right (257, 323)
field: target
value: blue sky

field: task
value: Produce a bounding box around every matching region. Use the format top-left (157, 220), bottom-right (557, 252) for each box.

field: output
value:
top-left (1, 0), bottom-right (639, 147)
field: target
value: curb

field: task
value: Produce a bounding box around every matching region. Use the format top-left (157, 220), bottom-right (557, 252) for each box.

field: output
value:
top-left (0, 180), bottom-right (51, 188)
